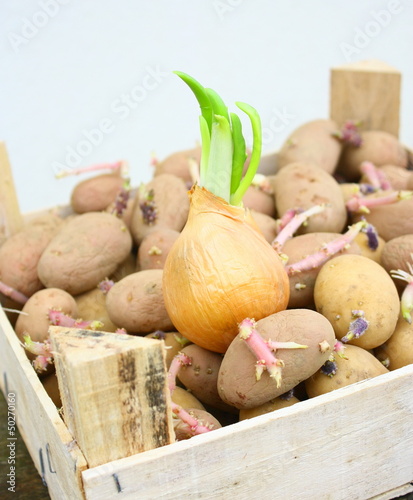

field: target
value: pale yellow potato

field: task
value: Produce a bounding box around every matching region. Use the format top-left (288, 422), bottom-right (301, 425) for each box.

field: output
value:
top-left (374, 315), bottom-right (413, 370)
top-left (314, 254), bottom-right (399, 349)
top-left (305, 345), bottom-right (388, 398)
top-left (171, 386), bottom-right (205, 411)
top-left (74, 287), bottom-right (118, 333)
top-left (239, 396), bottom-right (300, 421)
top-left (353, 231), bottom-right (385, 264)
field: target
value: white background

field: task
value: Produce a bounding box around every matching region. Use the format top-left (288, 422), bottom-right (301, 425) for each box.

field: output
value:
top-left (1, 0), bottom-right (412, 213)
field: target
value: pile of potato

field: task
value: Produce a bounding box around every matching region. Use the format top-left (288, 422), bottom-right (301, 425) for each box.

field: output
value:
top-left (1, 118), bottom-right (412, 437)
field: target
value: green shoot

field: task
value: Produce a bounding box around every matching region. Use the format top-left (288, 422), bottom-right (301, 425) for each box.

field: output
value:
top-left (174, 71), bottom-right (262, 206)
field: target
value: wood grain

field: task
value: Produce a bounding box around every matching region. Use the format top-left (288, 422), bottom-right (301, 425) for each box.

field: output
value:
top-left (0, 142), bottom-right (23, 239)
top-left (82, 364), bottom-right (413, 500)
top-left (330, 59), bottom-right (401, 137)
top-left (49, 327), bottom-right (175, 469)
top-left (0, 307), bottom-right (87, 499)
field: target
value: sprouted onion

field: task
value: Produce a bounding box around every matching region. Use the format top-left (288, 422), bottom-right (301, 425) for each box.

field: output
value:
top-left (162, 72), bottom-right (289, 353)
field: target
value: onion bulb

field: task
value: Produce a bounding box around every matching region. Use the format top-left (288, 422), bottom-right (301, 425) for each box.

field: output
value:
top-left (163, 185), bottom-right (289, 353)
top-left (162, 71), bottom-right (290, 352)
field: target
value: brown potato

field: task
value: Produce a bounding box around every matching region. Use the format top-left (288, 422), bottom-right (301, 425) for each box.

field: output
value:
top-left (242, 183), bottom-right (276, 217)
top-left (248, 210), bottom-right (278, 244)
top-left (15, 287), bottom-right (78, 344)
top-left (380, 235), bottom-right (413, 292)
top-left (376, 165), bottom-right (412, 190)
top-left (374, 315), bottom-right (413, 370)
top-left (137, 228), bottom-right (180, 270)
top-left (106, 269), bottom-right (174, 333)
top-left (110, 252), bottom-right (138, 281)
top-left (272, 162), bottom-right (347, 234)
top-left (283, 232), bottom-right (362, 309)
top-left (239, 395), bottom-right (300, 421)
top-left (37, 212), bottom-right (133, 295)
top-left (338, 130), bottom-right (409, 181)
top-left (130, 174), bottom-right (189, 246)
top-left (352, 195), bottom-right (413, 241)
top-left (314, 254), bottom-right (400, 349)
top-left (0, 214), bottom-right (63, 298)
top-left (277, 119), bottom-right (342, 174)
top-left (217, 309), bottom-right (335, 409)
top-left (177, 344), bottom-right (234, 412)
top-left (305, 344), bottom-right (388, 398)
top-left (153, 146), bottom-right (202, 185)
top-left (70, 173), bottom-right (125, 214)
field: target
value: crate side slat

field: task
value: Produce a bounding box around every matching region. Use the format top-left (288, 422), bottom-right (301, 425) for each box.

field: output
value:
top-left (82, 364), bottom-right (413, 500)
top-left (0, 307), bottom-right (88, 500)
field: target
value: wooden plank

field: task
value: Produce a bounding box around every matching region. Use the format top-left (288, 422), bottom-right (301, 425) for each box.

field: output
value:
top-left (0, 307), bottom-right (87, 499)
top-left (330, 60), bottom-right (401, 137)
top-left (0, 141), bottom-right (23, 239)
top-left (50, 327), bottom-right (175, 469)
top-left (81, 364), bottom-right (413, 500)
top-left (371, 482), bottom-right (413, 500)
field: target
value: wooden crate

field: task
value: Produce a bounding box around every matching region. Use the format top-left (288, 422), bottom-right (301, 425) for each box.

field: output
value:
top-left (1, 60), bottom-right (413, 499)
top-left (1, 304), bottom-right (413, 499)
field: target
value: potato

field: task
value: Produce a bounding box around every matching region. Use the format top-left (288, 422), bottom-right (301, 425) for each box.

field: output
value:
top-left (153, 146), bottom-right (202, 185)
top-left (339, 182), bottom-right (362, 204)
top-left (137, 228), bottom-right (180, 270)
top-left (177, 344), bottom-right (234, 412)
top-left (74, 287), bottom-right (118, 333)
top-left (374, 315), bottom-right (413, 370)
top-left (70, 173), bottom-right (125, 214)
top-left (248, 210), bottom-right (278, 244)
top-left (376, 165), bottom-right (412, 190)
top-left (242, 183), bottom-right (276, 217)
top-left (338, 130), bottom-right (409, 181)
top-left (239, 395), bottom-right (300, 421)
top-left (174, 408), bottom-right (221, 440)
top-left (171, 386), bottom-right (205, 411)
top-left (106, 269), bottom-right (174, 333)
top-left (217, 309), bottom-right (335, 409)
top-left (110, 251), bottom-right (138, 281)
top-left (105, 196), bottom-right (135, 231)
top-left (353, 231), bottom-right (385, 264)
top-left (145, 331), bottom-right (190, 368)
top-left (37, 212), bottom-right (132, 295)
top-left (271, 162), bottom-right (347, 234)
top-left (352, 195), bottom-right (413, 241)
top-left (277, 119), bottom-right (342, 174)
top-left (15, 287), bottom-right (78, 343)
top-left (130, 173), bottom-right (189, 246)
top-left (283, 232), bottom-right (361, 309)
top-left (305, 344), bottom-right (388, 398)
top-left (0, 214), bottom-right (63, 298)
top-left (380, 235), bottom-right (413, 292)
top-left (314, 254), bottom-right (400, 349)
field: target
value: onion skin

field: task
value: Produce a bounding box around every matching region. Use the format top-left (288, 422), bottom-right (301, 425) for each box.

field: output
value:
top-left (162, 185), bottom-right (290, 353)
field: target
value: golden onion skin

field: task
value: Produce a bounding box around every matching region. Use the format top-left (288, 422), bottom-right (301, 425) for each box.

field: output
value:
top-left (162, 185), bottom-right (290, 353)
